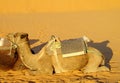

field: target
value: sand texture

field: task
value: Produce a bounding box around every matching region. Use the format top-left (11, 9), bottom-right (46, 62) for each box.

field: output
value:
top-left (0, 11), bottom-right (120, 83)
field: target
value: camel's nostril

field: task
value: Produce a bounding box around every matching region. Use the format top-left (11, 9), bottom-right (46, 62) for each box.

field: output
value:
top-left (55, 40), bottom-right (57, 42)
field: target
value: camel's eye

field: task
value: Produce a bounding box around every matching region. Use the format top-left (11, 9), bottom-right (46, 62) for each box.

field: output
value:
top-left (21, 35), bottom-right (26, 39)
top-left (14, 35), bottom-right (17, 38)
top-left (55, 39), bottom-right (57, 42)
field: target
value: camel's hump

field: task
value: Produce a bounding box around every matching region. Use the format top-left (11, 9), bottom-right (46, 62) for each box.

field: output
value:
top-left (61, 38), bottom-right (87, 57)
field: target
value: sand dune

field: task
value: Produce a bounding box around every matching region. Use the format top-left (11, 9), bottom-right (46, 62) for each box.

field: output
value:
top-left (0, 11), bottom-right (120, 82)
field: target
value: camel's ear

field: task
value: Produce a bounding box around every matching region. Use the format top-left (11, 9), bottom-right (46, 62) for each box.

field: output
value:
top-left (50, 35), bottom-right (56, 40)
top-left (50, 35), bottom-right (61, 42)
top-left (6, 33), bottom-right (15, 40)
top-left (82, 36), bottom-right (91, 42)
top-left (21, 33), bottom-right (28, 39)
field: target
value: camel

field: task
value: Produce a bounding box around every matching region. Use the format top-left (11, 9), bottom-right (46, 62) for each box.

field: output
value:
top-left (45, 35), bottom-right (110, 73)
top-left (7, 32), bottom-right (54, 74)
top-left (7, 32), bottom-right (109, 74)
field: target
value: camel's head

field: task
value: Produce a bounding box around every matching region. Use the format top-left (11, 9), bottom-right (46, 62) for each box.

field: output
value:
top-left (46, 35), bottom-right (61, 55)
top-left (6, 32), bottom-right (29, 45)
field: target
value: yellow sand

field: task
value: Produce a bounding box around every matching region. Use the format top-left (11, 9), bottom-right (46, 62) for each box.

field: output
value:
top-left (0, 0), bottom-right (120, 82)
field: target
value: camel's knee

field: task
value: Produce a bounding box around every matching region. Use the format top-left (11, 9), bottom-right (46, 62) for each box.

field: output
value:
top-left (97, 66), bottom-right (110, 72)
top-left (81, 56), bottom-right (104, 73)
top-left (86, 56), bottom-right (103, 68)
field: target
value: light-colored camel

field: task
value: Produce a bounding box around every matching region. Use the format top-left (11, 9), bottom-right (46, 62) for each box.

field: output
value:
top-left (7, 32), bottom-right (109, 74)
top-left (46, 35), bottom-right (110, 73)
top-left (7, 32), bottom-right (54, 74)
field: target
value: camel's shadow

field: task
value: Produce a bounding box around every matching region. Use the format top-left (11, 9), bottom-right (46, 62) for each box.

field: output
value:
top-left (88, 40), bottom-right (113, 69)
top-left (29, 39), bottom-right (113, 69)
top-left (29, 39), bottom-right (46, 54)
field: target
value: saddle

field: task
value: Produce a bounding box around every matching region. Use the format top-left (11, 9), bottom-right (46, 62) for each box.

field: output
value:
top-left (0, 38), bottom-right (17, 66)
top-left (61, 37), bottom-right (88, 58)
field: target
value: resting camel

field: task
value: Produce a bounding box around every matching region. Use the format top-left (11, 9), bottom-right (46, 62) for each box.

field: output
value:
top-left (46, 35), bottom-right (110, 73)
top-left (7, 32), bottom-right (109, 74)
top-left (7, 32), bottom-right (53, 74)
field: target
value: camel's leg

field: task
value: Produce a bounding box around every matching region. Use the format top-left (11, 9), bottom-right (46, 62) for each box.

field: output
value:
top-left (81, 47), bottom-right (104, 73)
top-left (52, 56), bottom-right (61, 73)
top-left (81, 54), bottom-right (102, 73)
top-left (51, 50), bottom-right (64, 73)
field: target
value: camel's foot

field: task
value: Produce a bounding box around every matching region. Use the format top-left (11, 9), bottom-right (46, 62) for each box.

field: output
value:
top-left (81, 67), bottom-right (97, 73)
top-left (81, 66), bottom-right (110, 73)
top-left (97, 66), bottom-right (110, 72)
top-left (54, 67), bottom-right (62, 73)
top-left (55, 68), bottom-right (68, 73)
top-left (55, 70), bottom-right (61, 73)
top-left (55, 69), bottom-right (67, 73)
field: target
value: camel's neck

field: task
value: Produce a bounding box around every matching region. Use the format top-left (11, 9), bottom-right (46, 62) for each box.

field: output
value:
top-left (17, 41), bottom-right (32, 56)
top-left (17, 41), bottom-right (46, 70)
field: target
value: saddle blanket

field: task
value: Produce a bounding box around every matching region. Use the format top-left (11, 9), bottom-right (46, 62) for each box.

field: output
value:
top-left (61, 38), bottom-right (87, 58)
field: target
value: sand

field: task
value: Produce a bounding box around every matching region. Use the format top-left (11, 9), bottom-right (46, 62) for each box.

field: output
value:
top-left (0, 10), bottom-right (120, 82)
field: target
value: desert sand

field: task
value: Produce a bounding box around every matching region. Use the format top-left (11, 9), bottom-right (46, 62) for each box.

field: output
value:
top-left (0, 10), bottom-right (120, 82)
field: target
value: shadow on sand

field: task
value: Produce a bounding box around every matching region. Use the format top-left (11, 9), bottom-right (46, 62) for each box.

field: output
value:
top-left (88, 40), bottom-right (113, 70)
top-left (29, 39), bottom-right (46, 54)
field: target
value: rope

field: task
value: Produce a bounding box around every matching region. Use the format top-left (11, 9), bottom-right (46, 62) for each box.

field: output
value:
top-left (8, 41), bottom-right (17, 56)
